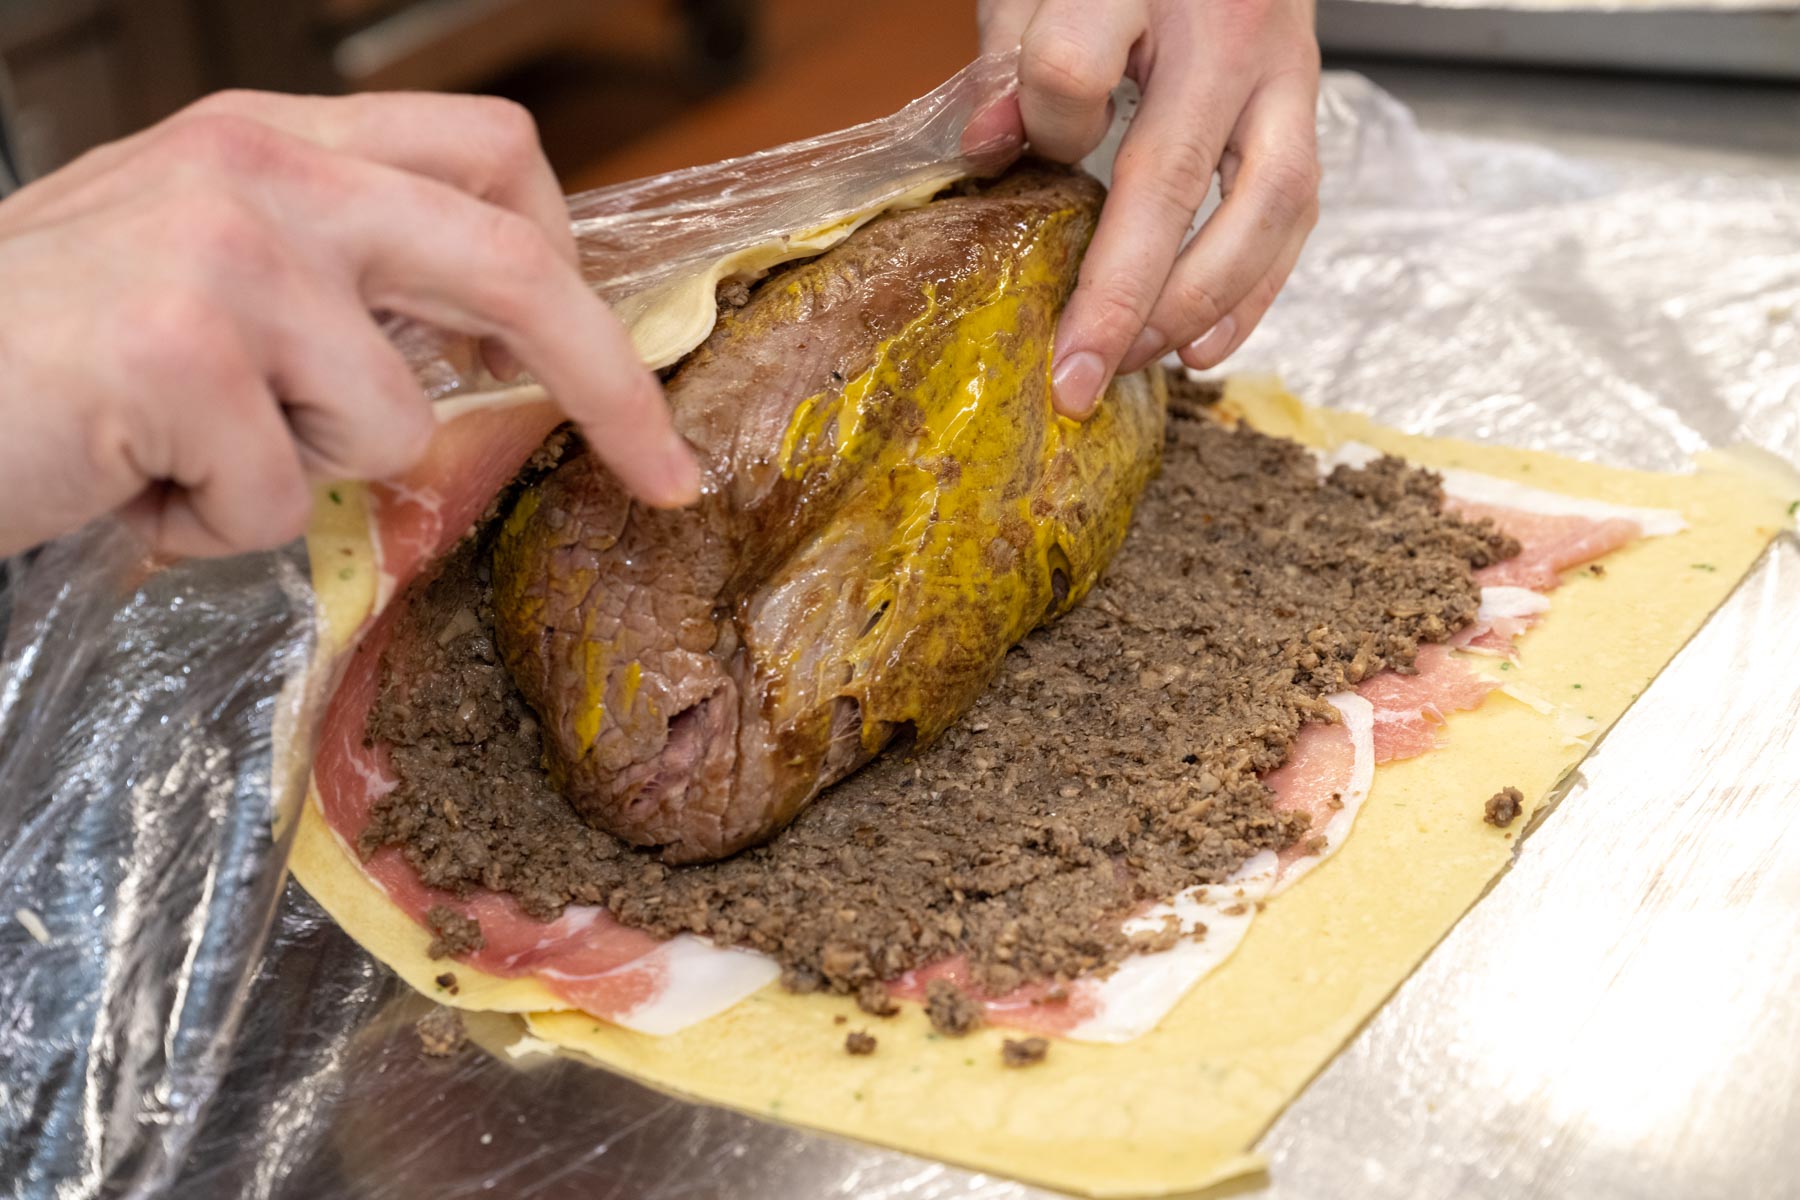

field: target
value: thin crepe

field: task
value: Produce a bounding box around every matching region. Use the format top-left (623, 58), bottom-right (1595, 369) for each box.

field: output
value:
top-left (292, 369), bottom-right (1792, 1196)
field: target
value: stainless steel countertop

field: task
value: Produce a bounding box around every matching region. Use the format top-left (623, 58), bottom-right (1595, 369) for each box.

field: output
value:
top-left (1341, 57), bottom-right (1800, 165)
top-left (1249, 57), bottom-right (1800, 1200)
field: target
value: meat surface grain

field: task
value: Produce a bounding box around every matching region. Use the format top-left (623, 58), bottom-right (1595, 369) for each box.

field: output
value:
top-left (491, 166), bottom-right (1166, 862)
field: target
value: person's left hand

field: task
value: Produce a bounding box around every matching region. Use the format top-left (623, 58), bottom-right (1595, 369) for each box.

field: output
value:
top-left (979, 0), bottom-right (1321, 416)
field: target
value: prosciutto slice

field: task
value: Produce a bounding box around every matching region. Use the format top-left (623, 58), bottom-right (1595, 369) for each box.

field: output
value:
top-left (1452, 586), bottom-right (1553, 657)
top-left (311, 398), bottom-right (777, 1035)
top-left (1359, 644), bottom-right (1498, 763)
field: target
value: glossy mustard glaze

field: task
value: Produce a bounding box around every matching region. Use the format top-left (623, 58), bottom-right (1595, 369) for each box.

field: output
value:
top-left (490, 167), bottom-right (1167, 860)
top-left (764, 209), bottom-right (1163, 751)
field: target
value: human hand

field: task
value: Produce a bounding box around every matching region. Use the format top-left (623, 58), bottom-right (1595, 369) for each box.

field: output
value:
top-left (0, 90), bottom-right (699, 559)
top-left (979, 0), bottom-right (1322, 416)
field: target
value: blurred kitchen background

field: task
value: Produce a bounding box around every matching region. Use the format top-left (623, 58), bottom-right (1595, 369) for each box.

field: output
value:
top-left (0, 0), bottom-right (1795, 195)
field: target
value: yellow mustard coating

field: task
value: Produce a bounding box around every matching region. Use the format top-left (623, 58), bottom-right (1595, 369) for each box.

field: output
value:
top-left (762, 210), bottom-right (1164, 749)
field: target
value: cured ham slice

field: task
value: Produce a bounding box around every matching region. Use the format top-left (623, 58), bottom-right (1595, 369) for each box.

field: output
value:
top-left (1323, 440), bottom-right (1683, 591)
top-left (1266, 694), bottom-right (1378, 883)
top-left (1452, 586), bottom-right (1552, 657)
top-left (1359, 644), bottom-right (1498, 763)
top-left (311, 398), bottom-right (778, 1036)
top-left (888, 694), bottom-right (1375, 1044)
top-left (369, 396), bottom-right (563, 605)
top-left (1462, 506), bottom-right (1641, 590)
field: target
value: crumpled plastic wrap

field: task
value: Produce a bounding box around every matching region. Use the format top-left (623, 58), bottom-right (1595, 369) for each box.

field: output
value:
top-left (394, 51), bottom-right (1020, 396)
top-left (0, 55), bottom-right (1021, 1200)
top-left (3, 64), bottom-right (1797, 1200)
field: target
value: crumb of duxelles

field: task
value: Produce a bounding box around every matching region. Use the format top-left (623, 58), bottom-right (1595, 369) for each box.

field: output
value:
top-left (424, 906), bottom-right (483, 959)
top-left (924, 980), bottom-right (983, 1036)
top-left (366, 373), bottom-right (1517, 1001)
top-left (1484, 786), bottom-right (1525, 828)
top-left (1001, 1037), bottom-right (1049, 1067)
top-left (416, 1006), bottom-right (466, 1057)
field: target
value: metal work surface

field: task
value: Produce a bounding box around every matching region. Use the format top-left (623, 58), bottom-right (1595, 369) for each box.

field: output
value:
top-left (1318, 0), bottom-right (1800, 80)
top-left (1249, 61), bottom-right (1800, 1200)
top-left (5, 63), bottom-right (1798, 1200)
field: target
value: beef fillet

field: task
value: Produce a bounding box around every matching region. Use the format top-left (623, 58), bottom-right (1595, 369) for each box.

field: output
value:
top-left (492, 164), bottom-right (1166, 862)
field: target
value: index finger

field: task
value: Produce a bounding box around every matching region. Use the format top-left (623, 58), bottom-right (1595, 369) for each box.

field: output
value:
top-left (186, 90), bottom-right (579, 269)
top-left (269, 148), bottom-right (699, 507)
top-left (1051, 51), bottom-right (1248, 417)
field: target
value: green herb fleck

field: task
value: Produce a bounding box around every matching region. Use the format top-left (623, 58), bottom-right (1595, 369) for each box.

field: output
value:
top-left (337, 566), bottom-right (355, 581)
top-left (1691, 563), bottom-right (1717, 572)
top-left (1787, 499), bottom-right (1798, 517)
top-left (328, 488), bottom-right (343, 505)
top-left (964, 1057), bottom-right (975, 1066)
top-left (1571, 683), bottom-right (1583, 690)
top-left (1499, 662), bottom-right (1513, 671)
top-left (853, 1091), bottom-right (864, 1102)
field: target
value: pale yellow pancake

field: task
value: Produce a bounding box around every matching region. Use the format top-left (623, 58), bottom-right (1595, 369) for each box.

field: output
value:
top-left (291, 372), bottom-right (1795, 1197)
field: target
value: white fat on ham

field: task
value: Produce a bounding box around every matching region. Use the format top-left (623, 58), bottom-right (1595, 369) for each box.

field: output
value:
top-left (1064, 854), bottom-right (1276, 1044)
top-left (541, 935), bottom-right (781, 1037)
top-left (1320, 441), bottom-right (1685, 535)
top-left (1454, 585), bottom-right (1554, 655)
top-left (1478, 586), bottom-right (1552, 624)
top-left (1271, 693), bottom-right (1377, 893)
top-left (1062, 693), bottom-right (1375, 1044)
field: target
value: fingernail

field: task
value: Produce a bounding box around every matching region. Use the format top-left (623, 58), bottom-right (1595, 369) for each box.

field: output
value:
top-left (1051, 350), bottom-right (1106, 417)
top-left (1124, 326), bottom-right (1165, 373)
top-left (1186, 315), bottom-right (1239, 367)
top-left (658, 438), bottom-right (702, 507)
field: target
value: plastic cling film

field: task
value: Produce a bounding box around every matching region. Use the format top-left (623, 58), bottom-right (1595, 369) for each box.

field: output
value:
top-left (0, 53), bottom-right (1023, 1200)
top-left (393, 51), bottom-right (1024, 396)
top-left (0, 526), bottom-right (316, 1198)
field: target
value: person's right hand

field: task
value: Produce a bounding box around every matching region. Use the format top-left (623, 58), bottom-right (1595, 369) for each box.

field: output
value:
top-left (0, 90), bottom-right (700, 560)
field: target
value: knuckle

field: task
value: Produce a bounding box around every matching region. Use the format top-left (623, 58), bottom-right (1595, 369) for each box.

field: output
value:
top-left (469, 211), bottom-right (559, 326)
top-left (1078, 281), bottom-right (1155, 353)
top-left (1019, 28), bottom-right (1115, 109)
top-left (182, 89), bottom-right (262, 121)
top-left (168, 188), bottom-right (279, 273)
top-left (1253, 149), bottom-right (1320, 229)
top-left (471, 96), bottom-right (542, 164)
top-left (1172, 278), bottom-right (1229, 338)
top-left (1117, 135), bottom-right (1216, 221)
top-left (160, 112), bottom-right (290, 178)
top-left (1213, 0), bottom-right (1278, 40)
top-left (115, 288), bottom-right (235, 385)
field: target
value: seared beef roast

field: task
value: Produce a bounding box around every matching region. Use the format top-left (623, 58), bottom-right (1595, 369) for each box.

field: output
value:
top-left (492, 165), bottom-right (1166, 862)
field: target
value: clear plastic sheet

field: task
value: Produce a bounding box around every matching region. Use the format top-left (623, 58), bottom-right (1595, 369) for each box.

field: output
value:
top-left (393, 52), bottom-right (1022, 398)
top-left (3, 65), bottom-right (1797, 1200)
top-left (0, 55), bottom-right (1021, 1200)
